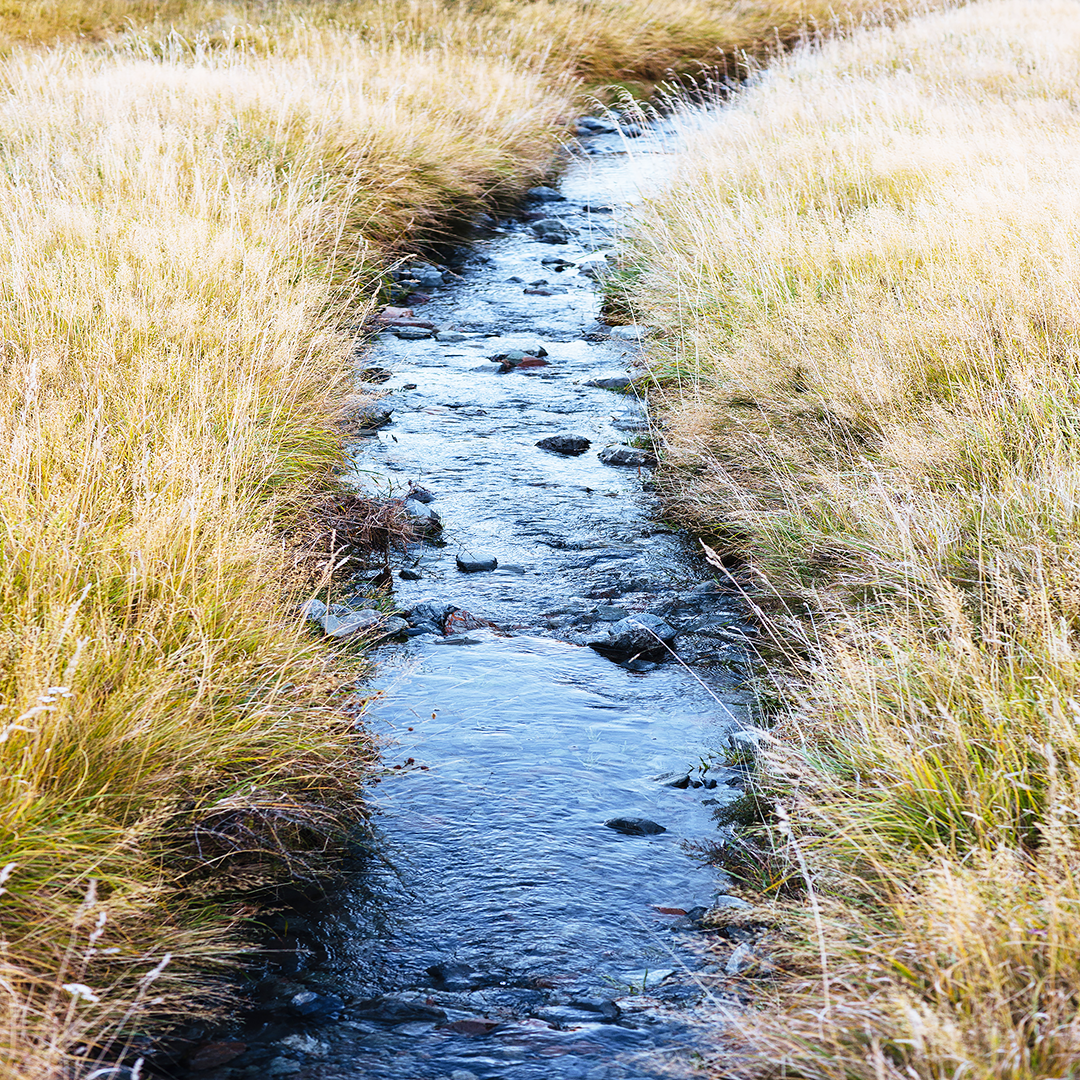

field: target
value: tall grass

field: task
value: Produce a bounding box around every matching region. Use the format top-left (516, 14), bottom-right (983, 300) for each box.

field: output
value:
top-left (628, 1), bottom-right (1080, 1076)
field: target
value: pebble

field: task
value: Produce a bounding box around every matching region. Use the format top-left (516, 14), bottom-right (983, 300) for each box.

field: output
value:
top-left (435, 331), bottom-right (468, 342)
top-left (399, 569), bottom-right (423, 581)
top-left (394, 326), bottom-right (434, 340)
top-left (585, 376), bottom-right (631, 391)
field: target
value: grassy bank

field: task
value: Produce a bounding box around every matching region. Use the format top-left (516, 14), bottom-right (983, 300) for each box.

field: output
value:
top-left (627, 1), bottom-right (1080, 1076)
top-left (0, 1), bottom-right (912, 1076)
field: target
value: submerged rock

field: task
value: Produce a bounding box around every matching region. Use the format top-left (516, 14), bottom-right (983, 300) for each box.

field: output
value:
top-left (605, 817), bottom-right (666, 835)
top-left (588, 613), bottom-right (677, 661)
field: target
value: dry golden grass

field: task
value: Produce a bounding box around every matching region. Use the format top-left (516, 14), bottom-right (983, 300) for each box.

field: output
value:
top-left (629, 1), bottom-right (1080, 1076)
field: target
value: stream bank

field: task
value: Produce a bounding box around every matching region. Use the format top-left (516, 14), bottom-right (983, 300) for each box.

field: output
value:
top-left (169, 113), bottom-right (760, 1080)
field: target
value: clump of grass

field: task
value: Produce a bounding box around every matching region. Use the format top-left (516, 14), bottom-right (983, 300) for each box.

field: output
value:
top-left (628, 1), bottom-right (1080, 1076)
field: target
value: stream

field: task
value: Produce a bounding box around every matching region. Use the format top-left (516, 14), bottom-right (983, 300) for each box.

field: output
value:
top-left (177, 113), bottom-right (756, 1080)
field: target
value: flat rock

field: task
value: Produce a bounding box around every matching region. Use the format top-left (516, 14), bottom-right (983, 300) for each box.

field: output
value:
top-left (394, 326), bottom-right (434, 340)
top-left (605, 817), bottom-right (666, 836)
top-left (536, 435), bottom-right (591, 455)
top-left (588, 612), bottom-right (677, 661)
top-left (435, 331), bottom-right (468, 342)
top-left (399, 568), bottom-right (422, 581)
top-left (585, 376), bottom-right (631, 391)
top-left (598, 446), bottom-right (657, 468)
top-left (456, 552), bottom-right (498, 573)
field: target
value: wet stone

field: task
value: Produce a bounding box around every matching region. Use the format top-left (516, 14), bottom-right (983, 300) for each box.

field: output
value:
top-left (399, 568), bottom-right (423, 581)
top-left (598, 446), bottom-right (657, 469)
top-left (531, 219), bottom-right (572, 244)
top-left (528, 186), bottom-right (565, 202)
top-left (588, 613), bottom-right (677, 661)
top-left (536, 435), bottom-right (591, 455)
top-left (289, 990), bottom-right (344, 1020)
top-left (456, 552), bottom-right (498, 573)
top-left (605, 818), bottom-right (666, 836)
top-left (354, 998), bottom-right (447, 1024)
top-left (607, 324), bottom-right (647, 342)
top-left (585, 376), bottom-right (631, 391)
top-left (436, 331), bottom-right (468, 342)
top-left (394, 326), bottom-right (434, 340)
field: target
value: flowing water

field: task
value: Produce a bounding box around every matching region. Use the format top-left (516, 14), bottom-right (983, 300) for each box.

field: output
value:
top-left (177, 116), bottom-right (755, 1080)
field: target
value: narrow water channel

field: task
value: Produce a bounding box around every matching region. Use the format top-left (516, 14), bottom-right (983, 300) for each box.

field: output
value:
top-left (182, 116), bottom-right (756, 1080)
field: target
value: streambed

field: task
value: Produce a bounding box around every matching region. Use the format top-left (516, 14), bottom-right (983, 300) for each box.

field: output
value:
top-left (182, 116), bottom-right (756, 1080)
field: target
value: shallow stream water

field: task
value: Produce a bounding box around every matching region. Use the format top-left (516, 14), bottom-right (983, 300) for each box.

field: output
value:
top-left (178, 116), bottom-right (756, 1080)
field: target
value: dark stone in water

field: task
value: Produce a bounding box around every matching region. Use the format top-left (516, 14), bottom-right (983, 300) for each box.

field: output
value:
top-left (588, 613), bottom-right (677, 661)
top-left (456, 552), bottom-right (498, 573)
top-left (406, 484), bottom-right (435, 503)
top-left (399, 568), bottom-right (423, 581)
top-left (598, 446), bottom-right (657, 469)
top-left (536, 435), bottom-right (590, 455)
top-left (605, 817), bottom-right (666, 835)
top-left (353, 997), bottom-right (447, 1024)
top-left (528, 185), bottom-right (565, 202)
top-left (289, 991), bottom-right (344, 1021)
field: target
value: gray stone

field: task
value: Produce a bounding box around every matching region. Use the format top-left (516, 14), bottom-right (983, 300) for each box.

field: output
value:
top-left (456, 552), bottom-right (498, 573)
top-left (574, 115), bottom-right (617, 134)
top-left (620, 967), bottom-right (675, 989)
top-left (536, 435), bottom-right (591, 455)
top-left (588, 613), bottom-right (677, 661)
top-left (604, 817), bottom-right (666, 835)
top-left (594, 605), bottom-right (628, 621)
top-left (405, 498), bottom-right (442, 536)
top-left (528, 186), bottom-right (565, 202)
top-left (713, 894), bottom-right (753, 912)
top-left (435, 331), bottom-right (468, 342)
top-left (585, 376), bottom-right (631, 391)
top-left (532, 218), bottom-right (572, 244)
top-left (399, 568), bottom-right (423, 581)
top-left (607, 324), bottom-right (646, 342)
top-left (289, 990), bottom-right (345, 1019)
top-left (406, 484), bottom-right (435, 503)
top-left (394, 326), bottom-right (434, 340)
top-left (598, 446), bottom-right (657, 469)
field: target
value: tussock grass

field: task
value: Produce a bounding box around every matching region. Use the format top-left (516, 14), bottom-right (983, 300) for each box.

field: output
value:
top-left (629, 2), bottom-right (1080, 1076)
